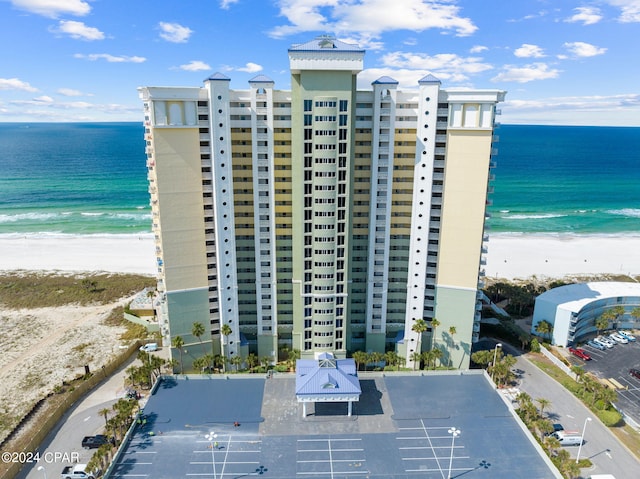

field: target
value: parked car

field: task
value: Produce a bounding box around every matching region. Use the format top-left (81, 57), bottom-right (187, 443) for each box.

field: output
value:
top-left (597, 336), bottom-right (615, 348)
top-left (619, 330), bottom-right (636, 342)
top-left (61, 464), bottom-right (97, 479)
top-left (552, 430), bottom-right (583, 446)
top-left (139, 342), bottom-right (158, 352)
top-left (568, 347), bottom-right (591, 361)
top-left (592, 338), bottom-right (611, 349)
top-left (81, 435), bottom-right (114, 449)
top-left (609, 332), bottom-right (628, 344)
top-left (630, 369), bottom-right (640, 380)
top-left (587, 340), bottom-right (606, 351)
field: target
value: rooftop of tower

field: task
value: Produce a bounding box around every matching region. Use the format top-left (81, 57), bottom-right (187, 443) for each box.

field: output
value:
top-left (288, 34), bottom-right (364, 53)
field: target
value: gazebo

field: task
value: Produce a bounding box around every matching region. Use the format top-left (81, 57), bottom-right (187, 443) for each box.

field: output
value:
top-left (295, 352), bottom-right (362, 417)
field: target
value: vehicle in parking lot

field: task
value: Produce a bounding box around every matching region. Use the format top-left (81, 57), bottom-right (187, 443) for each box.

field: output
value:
top-left (630, 369), bottom-right (640, 380)
top-left (597, 336), bottom-right (615, 348)
top-left (552, 430), bottom-right (583, 446)
top-left (139, 342), bottom-right (158, 352)
top-left (587, 339), bottom-right (606, 351)
top-left (619, 330), bottom-right (636, 341)
top-left (609, 332), bottom-right (628, 344)
top-left (81, 434), bottom-right (114, 449)
top-left (592, 337), bottom-right (611, 349)
top-left (568, 347), bottom-right (591, 361)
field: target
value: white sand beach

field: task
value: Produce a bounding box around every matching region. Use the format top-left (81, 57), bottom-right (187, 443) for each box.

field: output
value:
top-left (485, 233), bottom-right (640, 280)
top-left (0, 233), bottom-right (639, 280)
top-left (0, 234), bottom-right (156, 275)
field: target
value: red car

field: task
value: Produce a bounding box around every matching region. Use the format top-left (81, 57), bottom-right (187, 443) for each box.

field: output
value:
top-left (568, 347), bottom-right (591, 361)
top-left (630, 369), bottom-right (640, 380)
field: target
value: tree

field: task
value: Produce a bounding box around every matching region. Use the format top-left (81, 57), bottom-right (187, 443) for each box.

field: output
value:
top-left (192, 322), bottom-right (206, 357)
top-left (430, 318), bottom-right (441, 347)
top-left (220, 323), bottom-right (233, 372)
top-left (430, 348), bottom-right (443, 370)
top-left (410, 351), bottom-right (423, 371)
top-left (384, 350), bottom-right (400, 371)
top-left (171, 335), bottom-right (185, 374)
top-left (595, 313), bottom-right (611, 335)
top-left (411, 319), bottom-right (428, 365)
top-left (534, 319), bottom-right (552, 341)
top-left (353, 351), bottom-right (368, 371)
top-left (246, 353), bottom-right (259, 372)
top-left (610, 305), bottom-right (625, 328)
top-left (98, 407), bottom-right (110, 428)
top-left (536, 397), bottom-right (551, 417)
top-left (230, 354), bottom-right (243, 372)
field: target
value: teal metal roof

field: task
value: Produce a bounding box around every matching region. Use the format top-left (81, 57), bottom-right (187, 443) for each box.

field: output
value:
top-left (295, 354), bottom-right (361, 396)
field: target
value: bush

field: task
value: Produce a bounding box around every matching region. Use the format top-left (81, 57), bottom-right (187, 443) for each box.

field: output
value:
top-left (597, 409), bottom-right (623, 427)
top-left (530, 338), bottom-right (541, 352)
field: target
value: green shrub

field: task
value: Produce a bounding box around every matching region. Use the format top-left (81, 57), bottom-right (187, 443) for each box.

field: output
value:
top-left (597, 409), bottom-right (623, 427)
top-left (530, 338), bottom-right (541, 352)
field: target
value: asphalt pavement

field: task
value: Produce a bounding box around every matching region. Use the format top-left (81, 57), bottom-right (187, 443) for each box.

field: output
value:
top-left (493, 341), bottom-right (640, 479)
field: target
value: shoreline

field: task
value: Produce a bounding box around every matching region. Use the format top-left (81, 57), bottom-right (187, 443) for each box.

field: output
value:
top-left (1, 233), bottom-right (639, 281)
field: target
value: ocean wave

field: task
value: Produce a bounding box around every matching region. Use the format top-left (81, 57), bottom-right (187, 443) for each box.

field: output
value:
top-left (80, 212), bottom-right (105, 217)
top-left (501, 213), bottom-right (568, 220)
top-left (606, 208), bottom-right (640, 218)
top-left (112, 213), bottom-right (152, 220)
top-left (0, 212), bottom-right (60, 223)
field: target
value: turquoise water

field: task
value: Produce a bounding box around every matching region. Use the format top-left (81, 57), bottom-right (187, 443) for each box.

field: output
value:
top-left (0, 122), bottom-right (638, 237)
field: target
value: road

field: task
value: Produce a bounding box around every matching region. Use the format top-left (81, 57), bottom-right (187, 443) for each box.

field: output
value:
top-left (500, 342), bottom-right (640, 479)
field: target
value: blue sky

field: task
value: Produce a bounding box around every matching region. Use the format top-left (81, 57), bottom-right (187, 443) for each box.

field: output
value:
top-left (0, 0), bottom-right (638, 125)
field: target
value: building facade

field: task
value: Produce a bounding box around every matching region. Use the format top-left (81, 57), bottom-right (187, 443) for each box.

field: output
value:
top-left (138, 36), bottom-right (505, 370)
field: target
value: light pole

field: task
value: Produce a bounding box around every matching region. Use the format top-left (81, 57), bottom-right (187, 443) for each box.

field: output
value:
top-left (575, 417), bottom-right (592, 463)
top-left (491, 343), bottom-right (502, 383)
top-left (37, 465), bottom-right (47, 479)
top-left (205, 431), bottom-right (218, 479)
top-left (447, 427), bottom-right (461, 479)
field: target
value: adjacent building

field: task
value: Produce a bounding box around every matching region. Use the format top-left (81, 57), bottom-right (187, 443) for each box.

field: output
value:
top-left (138, 35), bottom-right (505, 370)
top-left (532, 282), bottom-right (640, 346)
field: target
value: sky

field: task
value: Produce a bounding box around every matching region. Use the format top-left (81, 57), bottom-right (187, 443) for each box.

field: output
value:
top-left (0, 0), bottom-right (638, 126)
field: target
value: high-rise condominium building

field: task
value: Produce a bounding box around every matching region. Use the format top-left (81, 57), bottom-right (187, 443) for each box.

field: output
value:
top-left (139, 36), bottom-right (505, 370)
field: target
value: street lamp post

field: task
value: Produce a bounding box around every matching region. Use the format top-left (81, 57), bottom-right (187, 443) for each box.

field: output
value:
top-left (205, 431), bottom-right (218, 479)
top-left (447, 427), bottom-right (461, 479)
top-left (491, 343), bottom-right (502, 383)
top-left (37, 465), bottom-right (47, 479)
top-left (575, 417), bottom-right (592, 463)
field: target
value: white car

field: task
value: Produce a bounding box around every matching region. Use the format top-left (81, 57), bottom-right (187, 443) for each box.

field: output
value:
top-left (596, 336), bottom-right (615, 348)
top-left (592, 338), bottom-right (611, 349)
top-left (609, 333), bottom-right (628, 344)
top-left (139, 342), bottom-right (158, 352)
top-left (619, 330), bottom-right (636, 341)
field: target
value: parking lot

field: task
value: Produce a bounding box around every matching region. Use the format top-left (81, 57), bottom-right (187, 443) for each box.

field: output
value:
top-left (106, 373), bottom-right (558, 478)
top-left (571, 332), bottom-right (640, 424)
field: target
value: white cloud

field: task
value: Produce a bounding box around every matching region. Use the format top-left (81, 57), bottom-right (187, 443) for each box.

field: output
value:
top-left (563, 41), bottom-right (607, 57)
top-left (9, 0), bottom-right (90, 18)
top-left (33, 95), bottom-right (53, 102)
top-left (565, 6), bottom-right (603, 25)
top-left (605, 0), bottom-right (640, 22)
top-left (492, 63), bottom-right (561, 83)
top-left (158, 22), bottom-right (193, 43)
top-left (514, 44), bottom-right (545, 58)
top-left (381, 51), bottom-right (492, 82)
top-left (269, 0), bottom-right (477, 39)
top-left (57, 87), bottom-right (84, 96)
top-left (55, 20), bottom-right (105, 40)
top-left (178, 60), bottom-right (211, 72)
top-left (237, 62), bottom-right (263, 73)
top-left (0, 77), bottom-right (38, 92)
top-left (470, 45), bottom-right (488, 53)
top-left (220, 0), bottom-right (239, 8)
top-left (74, 53), bottom-right (146, 63)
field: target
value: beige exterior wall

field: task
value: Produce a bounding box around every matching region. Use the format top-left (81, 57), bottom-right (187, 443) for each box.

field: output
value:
top-left (437, 129), bottom-right (492, 288)
top-left (153, 128), bottom-right (208, 291)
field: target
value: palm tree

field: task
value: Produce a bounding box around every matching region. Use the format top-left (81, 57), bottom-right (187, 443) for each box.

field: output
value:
top-left (220, 323), bottom-right (233, 372)
top-left (384, 350), bottom-right (400, 371)
top-left (246, 353), bottom-right (259, 372)
top-left (430, 348), bottom-right (443, 370)
top-left (171, 335), bottom-right (185, 374)
top-left (98, 407), bottom-right (110, 428)
top-left (230, 355), bottom-right (243, 372)
top-left (595, 313), bottom-right (611, 335)
top-left (353, 351), bottom-right (368, 371)
top-left (192, 322), bottom-right (206, 356)
top-left (430, 318), bottom-right (441, 347)
top-left (535, 319), bottom-right (554, 341)
top-left (411, 319), bottom-right (428, 364)
top-left (536, 397), bottom-right (551, 417)
top-left (410, 351), bottom-right (422, 371)
top-left (610, 305), bottom-right (625, 328)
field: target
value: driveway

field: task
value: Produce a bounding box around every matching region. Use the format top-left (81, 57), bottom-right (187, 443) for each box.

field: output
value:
top-left (479, 340), bottom-right (640, 479)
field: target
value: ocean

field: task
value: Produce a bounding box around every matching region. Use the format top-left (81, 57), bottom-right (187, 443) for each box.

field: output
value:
top-left (0, 123), bottom-right (639, 237)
